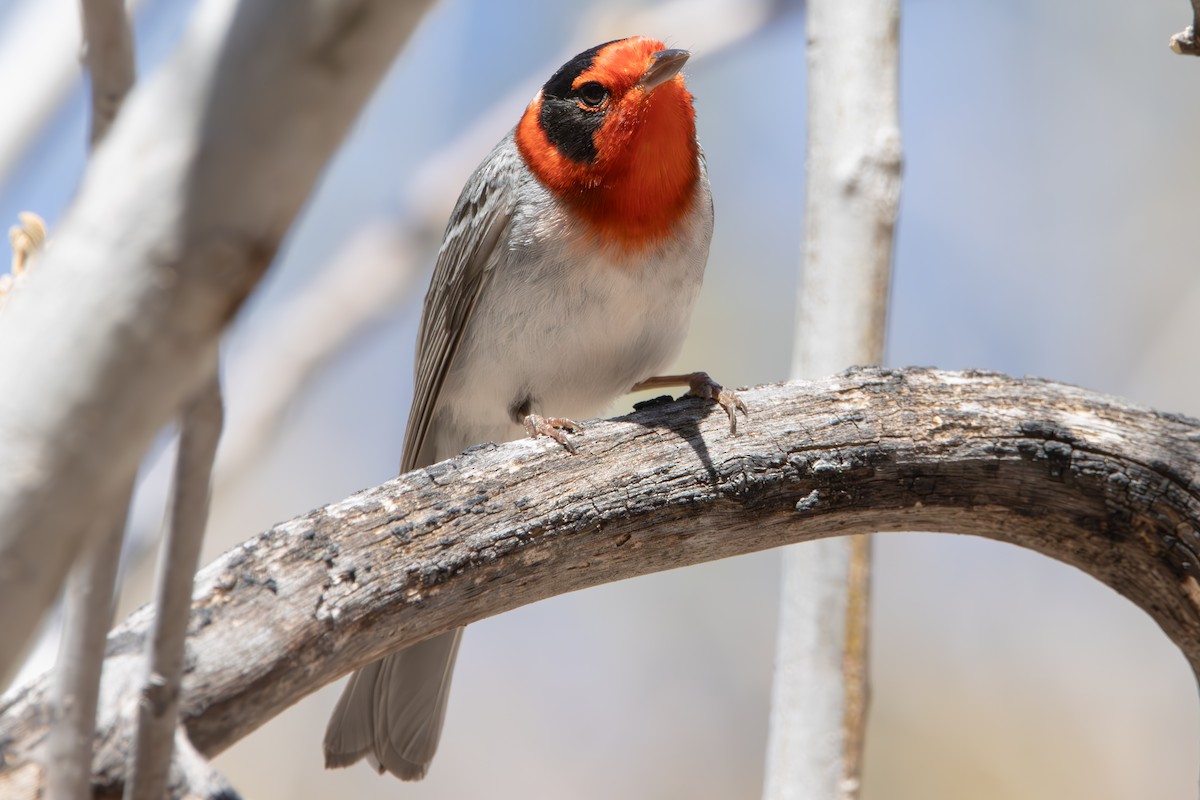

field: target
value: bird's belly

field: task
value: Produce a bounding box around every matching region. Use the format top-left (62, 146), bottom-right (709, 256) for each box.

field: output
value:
top-left (433, 241), bottom-right (705, 457)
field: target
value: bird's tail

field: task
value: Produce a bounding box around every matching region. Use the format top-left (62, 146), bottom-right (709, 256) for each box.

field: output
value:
top-left (323, 628), bottom-right (463, 781)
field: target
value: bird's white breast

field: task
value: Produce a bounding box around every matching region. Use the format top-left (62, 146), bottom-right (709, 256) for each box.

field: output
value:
top-left (430, 170), bottom-right (713, 460)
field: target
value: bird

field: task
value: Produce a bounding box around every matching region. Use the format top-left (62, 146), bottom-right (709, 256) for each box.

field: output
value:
top-left (323, 35), bottom-right (744, 781)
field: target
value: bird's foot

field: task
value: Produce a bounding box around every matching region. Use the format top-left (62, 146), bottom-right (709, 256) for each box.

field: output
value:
top-left (631, 371), bottom-right (749, 433)
top-left (683, 372), bottom-right (748, 434)
top-left (523, 414), bottom-right (583, 454)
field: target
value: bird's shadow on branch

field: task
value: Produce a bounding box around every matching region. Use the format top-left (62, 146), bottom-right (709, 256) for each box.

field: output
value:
top-left (620, 392), bottom-right (724, 482)
top-left (444, 390), bottom-right (739, 506)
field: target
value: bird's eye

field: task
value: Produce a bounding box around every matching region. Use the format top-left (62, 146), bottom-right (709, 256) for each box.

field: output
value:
top-left (576, 82), bottom-right (608, 109)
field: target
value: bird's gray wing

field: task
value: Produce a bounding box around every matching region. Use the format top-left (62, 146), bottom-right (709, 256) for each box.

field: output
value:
top-left (401, 134), bottom-right (520, 472)
top-left (324, 136), bottom-right (519, 780)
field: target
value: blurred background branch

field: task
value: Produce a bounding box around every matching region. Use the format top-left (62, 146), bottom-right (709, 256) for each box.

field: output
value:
top-left (78, 0), bottom-right (135, 146)
top-left (44, 3), bottom-right (135, 797)
top-left (4, 369), bottom-right (1199, 799)
top-left (125, 364), bottom-right (224, 800)
top-left (0, 0), bottom-right (148, 183)
top-left (765, 0), bottom-right (901, 796)
top-left (0, 0), bottom-right (436, 682)
top-left (45, 484), bottom-right (130, 800)
top-left (215, 223), bottom-right (428, 489)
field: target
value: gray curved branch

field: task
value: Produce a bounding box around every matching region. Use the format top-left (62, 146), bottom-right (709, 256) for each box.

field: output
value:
top-left (2, 368), bottom-right (1199, 797)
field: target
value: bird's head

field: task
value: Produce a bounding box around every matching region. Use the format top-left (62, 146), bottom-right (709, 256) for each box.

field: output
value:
top-left (516, 37), bottom-right (702, 249)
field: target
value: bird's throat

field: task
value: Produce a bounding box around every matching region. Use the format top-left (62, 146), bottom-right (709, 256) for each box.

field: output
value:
top-left (518, 83), bottom-right (700, 252)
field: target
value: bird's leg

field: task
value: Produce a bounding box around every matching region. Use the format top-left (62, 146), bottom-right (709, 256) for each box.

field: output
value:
top-left (631, 371), bottom-right (748, 433)
top-left (523, 414), bottom-right (583, 454)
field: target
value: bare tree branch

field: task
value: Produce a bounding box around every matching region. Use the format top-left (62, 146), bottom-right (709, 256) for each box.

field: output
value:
top-left (0, 0), bottom-right (148, 185)
top-left (2, 369), bottom-right (1199, 798)
top-left (768, 0), bottom-right (902, 796)
top-left (45, 486), bottom-right (130, 800)
top-left (1169, 0), bottom-right (1200, 55)
top-left (125, 365), bottom-right (223, 800)
top-left (0, 0), bottom-right (437, 681)
top-left (78, 0), bottom-right (135, 145)
top-left (216, 223), bottom-right (427, 488)
top-left (46, 4), bottom-right (138, 796)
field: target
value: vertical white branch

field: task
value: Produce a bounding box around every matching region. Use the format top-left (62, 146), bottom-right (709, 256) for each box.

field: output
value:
top-left (790, 3), bottom-right (901, 381)
top-left (44, 487), bottom-right (131, 800)
top-left (78, 0), bottom-right (135, 145)
top-left (764, 0), bottom-right (901, 798)
top-left (124, 363), bottom-right (223, 800)
top-left (45, 4), bottom-right (137, 798)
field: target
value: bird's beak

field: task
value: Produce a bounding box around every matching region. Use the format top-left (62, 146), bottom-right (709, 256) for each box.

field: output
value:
top-left (638, 48), bottom-right (690, 92)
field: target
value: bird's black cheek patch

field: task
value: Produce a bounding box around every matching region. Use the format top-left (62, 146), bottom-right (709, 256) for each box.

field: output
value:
top-left (538, 39), bottom-right (621, 165)
top-left (539, 97), bottom-right (604, 164)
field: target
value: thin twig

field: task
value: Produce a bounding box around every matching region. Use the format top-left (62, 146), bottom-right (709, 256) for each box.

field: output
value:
top-left (44, 4), bottom-right (137, 798)
top-left (78, 0), bottom-right (135, 145)
top-left (44, 484), bottom-right (132, 800)
top-left (0, 0), bottom-right (147, 185)
top-left (124, 365), bottom-right (223, 800)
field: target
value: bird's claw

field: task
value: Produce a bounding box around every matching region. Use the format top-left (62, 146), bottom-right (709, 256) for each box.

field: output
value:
top-left (685, 372), bottom-right (749, 434)
top-left (523, 414), bottom-right (583, 454)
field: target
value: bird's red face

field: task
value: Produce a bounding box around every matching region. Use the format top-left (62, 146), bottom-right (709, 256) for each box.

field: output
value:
top-left (516, 37), bottom-right (701, 250)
